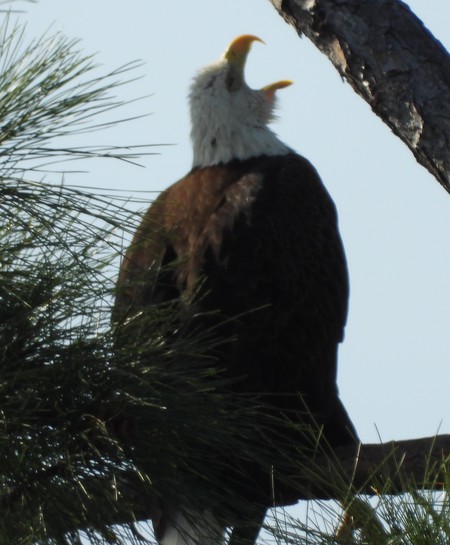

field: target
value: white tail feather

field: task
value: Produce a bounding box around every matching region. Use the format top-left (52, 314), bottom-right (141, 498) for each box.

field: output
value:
top-left (159, 510), bottom-right (225, 545)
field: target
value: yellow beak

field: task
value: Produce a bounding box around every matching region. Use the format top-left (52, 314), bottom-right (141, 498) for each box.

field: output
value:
top-left (261, 79), bottom-right (294, 96)
top-left (224, 34), bottom-right (293, 94)
top-left (224, 34), bottom-right (265, 72)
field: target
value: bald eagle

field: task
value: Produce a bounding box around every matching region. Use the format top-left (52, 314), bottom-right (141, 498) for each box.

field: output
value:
top-left (115, 35), bottom-right (358, 545)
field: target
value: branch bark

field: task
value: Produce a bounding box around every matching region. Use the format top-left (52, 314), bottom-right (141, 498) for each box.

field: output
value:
top-left (280, 434), bottom-right (450, 503)
top-left (34, 434), bottom-right (449, 535)
top-left (268, 0), bottom-right (450, 192)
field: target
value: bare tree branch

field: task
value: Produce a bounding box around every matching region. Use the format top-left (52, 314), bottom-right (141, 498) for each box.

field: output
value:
top-left (280, 434), bottom-right (450, 503)
top-left (29, 434), bottom-right (448, 536)
top-left (268, 0), bottom-right (450, 192)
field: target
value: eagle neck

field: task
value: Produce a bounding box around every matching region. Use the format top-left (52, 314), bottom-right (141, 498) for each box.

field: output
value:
top-left (190, 120), bottom-right (291, 168)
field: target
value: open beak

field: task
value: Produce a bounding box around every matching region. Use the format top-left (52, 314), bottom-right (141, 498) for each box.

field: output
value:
top-left (261, 79), bottom-right (293, 97)
top-left (224, 34), bottom-right (293, 95)
top-left (224, 34), bottom-right (264, 72)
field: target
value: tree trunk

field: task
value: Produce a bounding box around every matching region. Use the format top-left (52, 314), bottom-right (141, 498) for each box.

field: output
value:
top-left (268, 0), bottom-right (450, 192)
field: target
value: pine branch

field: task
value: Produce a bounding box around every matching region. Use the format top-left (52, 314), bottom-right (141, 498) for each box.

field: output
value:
top-left (0, 14), bottom-right (158, 544)
top-left (0, 17), bottom-right (155, 176)
top-left (12, 434), bottom-right (447, 538)
top-left (268, 0), bottom-right (450, 192)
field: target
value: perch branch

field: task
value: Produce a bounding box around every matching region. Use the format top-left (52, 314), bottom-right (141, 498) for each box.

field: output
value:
top-left (25, 434), bottom-right (448, 535)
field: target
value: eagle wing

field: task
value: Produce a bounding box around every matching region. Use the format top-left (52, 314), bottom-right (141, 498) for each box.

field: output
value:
top-left (115, 153), bottom-right (356, 446)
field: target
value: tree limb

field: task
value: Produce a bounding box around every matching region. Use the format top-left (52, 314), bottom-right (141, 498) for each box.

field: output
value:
top-left (268, 0), bottom-right (450, 192)
top-left (279, 434), bottom-right (450, 503)
top-left (30, 434), bottom-right (448, 536)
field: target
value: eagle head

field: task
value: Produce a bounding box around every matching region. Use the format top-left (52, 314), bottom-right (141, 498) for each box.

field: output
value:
top-left (189, 35), bottom-right (293, 168)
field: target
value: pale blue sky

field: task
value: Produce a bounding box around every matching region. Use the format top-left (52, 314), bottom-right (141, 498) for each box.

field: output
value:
top-left (15, 0), bottom-right (450, 535)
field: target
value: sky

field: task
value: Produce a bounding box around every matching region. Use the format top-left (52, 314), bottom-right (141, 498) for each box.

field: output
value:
top-left (10, 0), bottom-right (450, 539)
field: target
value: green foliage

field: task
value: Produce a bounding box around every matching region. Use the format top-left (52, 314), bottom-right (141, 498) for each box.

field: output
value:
top-left (0, 16), bottom-right (148, 177)
top-left (269, 487), bottom-right (450, 545)
top-left (0, 13), bottom-right (152, 544)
